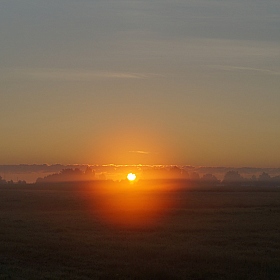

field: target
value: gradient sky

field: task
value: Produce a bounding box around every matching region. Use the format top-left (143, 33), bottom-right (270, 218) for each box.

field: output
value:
top-left (1, 0), bottom-right (280, 167)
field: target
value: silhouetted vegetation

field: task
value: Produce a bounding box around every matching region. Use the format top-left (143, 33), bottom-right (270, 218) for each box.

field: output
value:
top-left (222, 170), bottom-right (280, 187)
top-left (36, 166), bottom-right (95, 183)
top-left (0, 176), bottom-right (26, 185)
top-left (2, 164), bottom-right (280, 184)
top-left (33, 166), bottom-right (280, 187)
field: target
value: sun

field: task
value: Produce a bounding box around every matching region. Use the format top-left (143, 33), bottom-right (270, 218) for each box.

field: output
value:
top-left (127, 173), bottom-right (136, 182)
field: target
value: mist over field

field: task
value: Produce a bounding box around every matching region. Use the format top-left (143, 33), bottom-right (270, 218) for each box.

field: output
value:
top-left (1, 164), bottom-right (280, 183)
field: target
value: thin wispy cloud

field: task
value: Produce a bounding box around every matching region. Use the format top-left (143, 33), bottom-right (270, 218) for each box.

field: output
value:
top-left (10, 68), bottom-right (154, 81)
top-left (207, 65), bottom-right (280, 76)
top-left (129, 151), bottom-right (150, 155)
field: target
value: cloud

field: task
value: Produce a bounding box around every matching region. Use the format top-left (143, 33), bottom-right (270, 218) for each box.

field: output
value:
top-left (9, 68), bottom-right (155, 81)
top-left (129, 150), bottom-right (150, 155)
top-left (207, 65), bottom-right (280, 76)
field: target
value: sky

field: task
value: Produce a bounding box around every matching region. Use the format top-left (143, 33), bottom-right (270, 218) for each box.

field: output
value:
top-left (1, 0), bottom-right (280, 167)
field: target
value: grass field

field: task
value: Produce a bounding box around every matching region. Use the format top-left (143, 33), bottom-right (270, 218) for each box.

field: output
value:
top-left (0, 181), bottom-right (280, 279)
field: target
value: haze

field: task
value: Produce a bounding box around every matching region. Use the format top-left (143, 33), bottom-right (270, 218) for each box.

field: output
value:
top-left (1, 0), bottom-right (280, 167)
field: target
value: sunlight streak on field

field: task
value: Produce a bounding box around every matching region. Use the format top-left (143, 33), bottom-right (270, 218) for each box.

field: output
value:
top-left (85, 180), bottom-right (179, 229)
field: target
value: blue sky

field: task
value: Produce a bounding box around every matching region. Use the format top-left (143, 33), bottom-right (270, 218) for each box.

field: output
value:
top-left (1, 0), bottom-right (280, 166)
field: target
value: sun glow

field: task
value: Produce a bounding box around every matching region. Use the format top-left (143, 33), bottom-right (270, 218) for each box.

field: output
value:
top-left (86, 180), bottom-right (177, 229)
top-left (127, 173), bottom-right (136, 181)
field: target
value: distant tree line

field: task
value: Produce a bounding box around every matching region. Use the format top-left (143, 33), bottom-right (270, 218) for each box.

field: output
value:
top-left (141, 167), bottom-right (280, 186)
top-left (222, 170), bottom-right (280, 186)
top-left (0, 176), bottom-right (26, 185)
top-left (2, 166), bottom-right (276, 186)
top-left (36, 166), bottom-right (95, 183)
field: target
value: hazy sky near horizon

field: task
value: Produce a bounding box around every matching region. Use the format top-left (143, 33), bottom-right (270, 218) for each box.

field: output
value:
top-left (1, 0), bottom-right (280, 167)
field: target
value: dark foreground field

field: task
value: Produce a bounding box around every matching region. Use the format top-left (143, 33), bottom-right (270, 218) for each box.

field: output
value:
top-left (0, 181), bottom-right (280, 279)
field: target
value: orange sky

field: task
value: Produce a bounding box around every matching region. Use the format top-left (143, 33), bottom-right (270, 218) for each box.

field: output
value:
top-left (1, 1), bottom-right (280, 167)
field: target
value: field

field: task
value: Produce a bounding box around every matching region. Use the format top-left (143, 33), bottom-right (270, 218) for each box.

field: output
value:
top-left (0, 181), bottom-right (280, 279)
